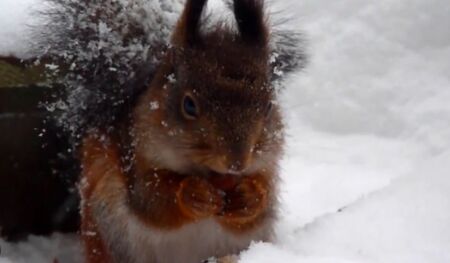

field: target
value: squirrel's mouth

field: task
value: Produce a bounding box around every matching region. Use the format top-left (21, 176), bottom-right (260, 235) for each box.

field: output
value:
top-left (207, 166), bottom-right (243, 176)
top-left (188, 146), bottom-right (254, 176)
top-left (201, 158), bottom-right (251, 176)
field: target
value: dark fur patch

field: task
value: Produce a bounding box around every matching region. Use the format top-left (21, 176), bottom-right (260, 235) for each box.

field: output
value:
top-left (182, 0), bottom-right (208, 46)
top-left (233, 0), bottom-right (267, 45)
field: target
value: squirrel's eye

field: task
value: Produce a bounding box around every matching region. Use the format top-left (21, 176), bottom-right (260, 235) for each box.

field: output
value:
top-left (265, 102), bottom-right (273, 117)
top-left (182, 95), bottom-right (198, 119)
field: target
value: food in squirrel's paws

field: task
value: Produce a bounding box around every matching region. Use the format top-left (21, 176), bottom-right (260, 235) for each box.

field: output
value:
top-left (177, 176), bottom-right (225, 219)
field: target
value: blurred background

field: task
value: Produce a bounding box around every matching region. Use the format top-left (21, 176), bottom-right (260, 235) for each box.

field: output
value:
top-left (0, 0), bottom-right (449, 262)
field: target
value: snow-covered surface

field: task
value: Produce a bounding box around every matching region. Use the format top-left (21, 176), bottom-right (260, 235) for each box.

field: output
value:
top-left (0, 234), bottom-right (81, 263)
top-left (0, 0), bottom-right (40, 58)
top-left (1, 0), bottom-right (450, 262)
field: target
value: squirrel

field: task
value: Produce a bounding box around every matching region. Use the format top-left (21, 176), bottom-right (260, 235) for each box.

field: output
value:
top-left (35, 0), bottom-right (305, 262)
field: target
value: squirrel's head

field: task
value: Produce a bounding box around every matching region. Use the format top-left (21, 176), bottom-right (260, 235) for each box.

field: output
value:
top-left (133, 0), bottom-right (283, 176)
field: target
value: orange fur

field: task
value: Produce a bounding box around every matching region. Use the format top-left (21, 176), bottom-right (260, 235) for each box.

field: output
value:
top-left (80, 135), bottom-right (118, 263)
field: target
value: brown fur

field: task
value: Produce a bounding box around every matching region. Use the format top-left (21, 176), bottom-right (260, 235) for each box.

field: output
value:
top-left (80, 0), bottom-right (283, 262)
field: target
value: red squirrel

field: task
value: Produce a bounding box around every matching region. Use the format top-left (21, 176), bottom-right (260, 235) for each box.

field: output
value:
top-left (78, 0), bottom-right (285, 262)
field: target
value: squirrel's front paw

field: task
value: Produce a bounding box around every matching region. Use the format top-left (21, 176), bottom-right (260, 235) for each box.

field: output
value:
top-left (177, 177), bottom-right (224, 219)
top-left (219, 176), bottom-right (268, 225)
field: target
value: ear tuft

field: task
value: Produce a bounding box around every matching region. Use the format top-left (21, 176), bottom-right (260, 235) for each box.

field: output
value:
top-left (233, 0), bottom-right (268, 45)
top-left (172, 0), bottom-right (208, 47)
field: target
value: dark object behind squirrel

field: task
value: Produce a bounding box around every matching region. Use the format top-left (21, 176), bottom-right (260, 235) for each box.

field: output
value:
top-left (0, 85), bottom-right (79, 240)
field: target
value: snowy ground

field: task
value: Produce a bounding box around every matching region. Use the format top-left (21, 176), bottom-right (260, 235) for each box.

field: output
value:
top-left (1, 0), bottom-right (450, 262)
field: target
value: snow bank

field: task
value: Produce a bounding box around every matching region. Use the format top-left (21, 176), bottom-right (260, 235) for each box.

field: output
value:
top-left (284, 151), bottom-right (450, 262)
top-left (1, 0), bottom-right (450, 262)
top-left (0, 0), bottom-right (41, 58)
top-left (0, 234), bottom-right (81, 263)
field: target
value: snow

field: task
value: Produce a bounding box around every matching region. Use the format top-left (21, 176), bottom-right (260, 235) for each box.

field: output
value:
top-left (283, 152), bottom-right (450, 262)
top-left (1, 0), bottom-right (450, 262)
top-left (0, 0), bottom-right (41, 58)
top-left (0, 234), bottom-right (82, 263)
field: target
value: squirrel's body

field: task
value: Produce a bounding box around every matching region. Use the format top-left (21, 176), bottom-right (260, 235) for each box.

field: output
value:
top-left (35, 0), bottom-right (304, 261)
top-left (81, 138), bottom-right (273, 262)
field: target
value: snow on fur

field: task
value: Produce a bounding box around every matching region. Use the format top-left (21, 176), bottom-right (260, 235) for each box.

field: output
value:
top-left (34, 0), bottom-right (184, 141)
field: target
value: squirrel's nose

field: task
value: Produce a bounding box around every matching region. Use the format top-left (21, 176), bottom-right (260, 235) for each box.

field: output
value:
top-left (223, 136), bottom-right (253, 174)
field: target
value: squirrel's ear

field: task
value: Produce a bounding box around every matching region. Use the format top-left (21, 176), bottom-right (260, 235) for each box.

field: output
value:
top-left (172, 0), bottom-right (208, 47)
top-left (233, 0), bottom-right (268, 46)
